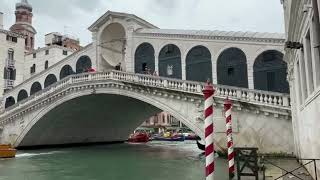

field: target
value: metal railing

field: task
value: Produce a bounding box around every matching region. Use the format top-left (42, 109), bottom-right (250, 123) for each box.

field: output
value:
top-left (4, 79), bottom-right (14, 89)
top-left (5, 58), bottom-right (15, 68)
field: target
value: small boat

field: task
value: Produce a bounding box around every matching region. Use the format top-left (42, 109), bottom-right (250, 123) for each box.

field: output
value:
top-left (128, 132), bottom-right (149, 143)
top-left (153, 133), bottom-right (185, 142)
top-left (196, 140), bottom-right (205, 151)
top-left (153, 136), bottom-right (185, 141)
top-left (184, 133), bottom-right (201, 140)
top-left (0, 144), bottom-right (16, 158)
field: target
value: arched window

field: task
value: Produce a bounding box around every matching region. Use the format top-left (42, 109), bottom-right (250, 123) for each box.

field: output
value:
top-left (8, 49), bottom-right (14, 60)
top-left (76, 56), bottom-right (92, 73)
top-left (134, 43), bottom-right (155, 74)
top-left (254, 50), bottom-right (289, 93)
top-left (44, 74), bottom-right (57, 88)
top-left (158, 44), bottom-right (182, 79)
top-left (17, 89), bottom-right (28, 102)
top-left (217, 48), bottom-right (248, 88)
top-left (30, 82), bottom-right (42, 95)
top-left (45, 61), bottom-right (49, 69)
top-left (60, 65), bottom-right (74, 79)
top-left (5, 96), bottom-right (15, 108)
top-left (186, 46), bottom-right (212, 82)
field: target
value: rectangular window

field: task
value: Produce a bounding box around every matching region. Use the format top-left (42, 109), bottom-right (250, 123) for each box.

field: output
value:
top-left (63, 50), bottom-right (68, 55)
top-left (12, 37), bottom-right (17, 43)
top-left (6, 35), bottom-right (17, 43)
top-left (8, 50), bottom-right (14, 60)
top-left (304, 30), bottom-right (315, 94)
top-left (33, 53), bottom-right (36, 58)
top-left (45, 50), bottom-right (49, 55)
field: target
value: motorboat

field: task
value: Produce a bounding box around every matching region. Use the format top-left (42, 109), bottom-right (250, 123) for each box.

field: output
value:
top-left (128, 132), bottom-right (149, 143)
top-left (153, 132), bottom-right (185, 142)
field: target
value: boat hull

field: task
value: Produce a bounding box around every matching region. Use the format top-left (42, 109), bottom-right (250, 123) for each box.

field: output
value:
top-left (153, 136), bottom-right (185, 142)
top-left (128, 133), bottom-right (149, 143)
top-left (0, 149), bottom-right (16, 158)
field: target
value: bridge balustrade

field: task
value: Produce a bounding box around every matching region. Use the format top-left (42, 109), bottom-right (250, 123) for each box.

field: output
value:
top-left (0, 71), bottom-right (291, 120)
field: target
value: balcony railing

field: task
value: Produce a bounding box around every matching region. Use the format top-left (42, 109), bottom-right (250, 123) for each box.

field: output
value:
top-left (4, 79), bottom-right (14, 90)
top-left (5, 58), bottom-right (15, 68)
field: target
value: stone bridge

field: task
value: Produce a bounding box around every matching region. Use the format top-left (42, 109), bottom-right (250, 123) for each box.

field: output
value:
top-left (0, 70), bottom-right (293, 154)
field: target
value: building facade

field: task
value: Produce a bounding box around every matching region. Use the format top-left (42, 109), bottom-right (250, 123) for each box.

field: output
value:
top-left (0, 30), bottom-right (25, 93)
top-left (282, 0), bottom-right (320, 178)
top-left (0, 0), bottom-right (78, 95)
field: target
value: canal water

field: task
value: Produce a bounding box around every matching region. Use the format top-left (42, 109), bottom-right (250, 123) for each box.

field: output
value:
top-left (0, 141), bottom-right (229, 180)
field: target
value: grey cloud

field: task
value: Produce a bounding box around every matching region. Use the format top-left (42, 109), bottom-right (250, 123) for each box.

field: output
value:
top-left (1, 0), bottom-right (284, 47)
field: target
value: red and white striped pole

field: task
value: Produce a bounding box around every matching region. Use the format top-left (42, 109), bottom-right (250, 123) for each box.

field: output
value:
top-left (224, 98), bottom-right (235, 179)
top-left (203, 81), bottom-right (215, 180)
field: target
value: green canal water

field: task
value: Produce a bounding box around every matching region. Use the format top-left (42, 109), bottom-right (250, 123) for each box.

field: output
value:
top-left (0, 141), bottom-right (228, 180)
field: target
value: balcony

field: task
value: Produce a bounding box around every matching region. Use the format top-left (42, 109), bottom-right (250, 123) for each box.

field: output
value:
top-left (4, 79), bottom-right (14, 90)
top-left (6, 59), bottom-right (15, 68)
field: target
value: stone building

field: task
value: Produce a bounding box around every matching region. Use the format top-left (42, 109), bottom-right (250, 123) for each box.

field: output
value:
top-left (0, 0), bottom-right (78, 95)
top-left (282, 0), bottom-right (320, 178)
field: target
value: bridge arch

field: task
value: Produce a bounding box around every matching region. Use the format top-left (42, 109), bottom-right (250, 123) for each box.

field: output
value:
top-left (5, 96), bottom-right (15, 108)
top-left (134, 42), bottom-right (155, 74)
top-left (253, 50), bottom-right (289, 93)
top-left (99, 23), bottom-right (126, 68)
top-left (44, 74), bottom-right (58, 88)
top-left (60, 65), bottom-right (74, 80)
top-left (158, 44), bottom-right (182, 79)
top-left (14, 87), bottom-right (202, 147)
top-left (186, 45), bottom-right (212, 82)
top-left (217, 47), bottom-right (248, 88)
top-left (76, 56), bottom-right (92, 73)
top-left (17, 89), bottom-right (28, 102)
top-left (30, 82), bottom-right (42, 95)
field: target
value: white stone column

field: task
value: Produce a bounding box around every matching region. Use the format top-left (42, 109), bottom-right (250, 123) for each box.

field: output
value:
top-left (181, 56), bottom-right (186, 80)
top-left (310, 11), bottom-right (320, 87)
top-left (303, 36), bottom-right (315, 94)
top-left (124, 26), bottom-right (135, 73)
top-left (212, 54), bottom-right (217, 84)
top-left (155, 51), bottom-right (159, 73)
top-left (247, 56), bottom-right (255, 90)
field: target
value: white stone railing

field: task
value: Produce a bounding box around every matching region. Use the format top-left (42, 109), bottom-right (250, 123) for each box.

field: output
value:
top-left (1, 70), bottom-right (291, 118)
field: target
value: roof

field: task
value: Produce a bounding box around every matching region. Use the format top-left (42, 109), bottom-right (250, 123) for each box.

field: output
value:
top-left (0, 29), bottom-right (26, 38)
top-left (136, 29), bottom-right (285, 40)
top-left (88, 11), bottom-right (158, 31)
top-left (25, 45), bottom-right (76, 56)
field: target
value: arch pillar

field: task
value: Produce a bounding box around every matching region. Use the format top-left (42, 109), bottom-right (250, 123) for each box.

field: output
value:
top-left (124, 27), bottom-right (135, 72)
top-left (212, 54), bottom-right (218, 84)
top-left (247, 56), bottom-right (255, 89)
top-left (182, 59), bottom-right (186, 80)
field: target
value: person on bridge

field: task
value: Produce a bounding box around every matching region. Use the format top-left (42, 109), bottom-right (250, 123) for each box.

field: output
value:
top-left (115, 63), bottom-right (121, 71)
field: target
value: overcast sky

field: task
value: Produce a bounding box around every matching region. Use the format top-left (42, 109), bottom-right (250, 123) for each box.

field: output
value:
top-left (0, 0), bottom-right (284, 47)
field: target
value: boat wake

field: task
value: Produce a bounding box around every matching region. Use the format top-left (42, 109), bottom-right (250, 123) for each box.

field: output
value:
top-left (15, 151), bottom-right (64, 158)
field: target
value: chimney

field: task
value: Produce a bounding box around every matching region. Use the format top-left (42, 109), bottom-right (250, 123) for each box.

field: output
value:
top-left (0, 12), bottom-right (3, 29)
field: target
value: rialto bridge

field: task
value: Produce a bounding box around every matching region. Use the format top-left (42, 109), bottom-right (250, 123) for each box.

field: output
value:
top-left (0, 11), bottom-right (294, 154)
